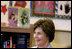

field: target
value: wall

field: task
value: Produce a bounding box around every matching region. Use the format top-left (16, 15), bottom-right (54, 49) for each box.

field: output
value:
top-left (1, 1), bottom-right (71, 31)
top-left (51, 31), bottom-right (71, 48)
top-left (30, 17), bottom-right (71, 31)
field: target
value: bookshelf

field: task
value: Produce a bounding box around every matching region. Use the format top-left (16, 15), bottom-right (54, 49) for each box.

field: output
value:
top-left (1, 24), bottom-right (34, 48)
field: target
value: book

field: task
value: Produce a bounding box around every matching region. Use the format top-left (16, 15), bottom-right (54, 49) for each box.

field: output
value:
top-left (3, 41), bottom-right (6, 48)
top-left (16, 34), bottom-right (27, 48)
top-left (7, 40), bottom-right (10, 48)
top-left (10, 36), bottom-right (12, 48)
top-left (12, 44), bottom-right (16, 48)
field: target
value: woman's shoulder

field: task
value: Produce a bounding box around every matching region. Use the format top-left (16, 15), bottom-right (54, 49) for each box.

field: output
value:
top-left (31, 46), bottom-right (38, 48)
top-left (31, 44), bottom-right (52, 48)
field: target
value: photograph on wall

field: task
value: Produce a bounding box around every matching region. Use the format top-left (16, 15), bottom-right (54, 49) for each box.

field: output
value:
top-left (55, 1), bottom-right (71, 19)
top-left (18, 8), bottom-right (30, 28)
top-left (8, 7), bottom-right (18, 27)
top-left (32, 1), bottom-right (55, 17)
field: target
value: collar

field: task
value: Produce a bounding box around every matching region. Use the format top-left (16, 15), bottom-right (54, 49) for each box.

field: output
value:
top-left (33, 44), bottom-right (52, 48)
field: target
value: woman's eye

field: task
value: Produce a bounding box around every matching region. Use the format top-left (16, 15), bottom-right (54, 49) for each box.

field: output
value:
top-left (34, 32), bottom-right (42, 35)
top-left (38, 32), bottom-right (42, 35)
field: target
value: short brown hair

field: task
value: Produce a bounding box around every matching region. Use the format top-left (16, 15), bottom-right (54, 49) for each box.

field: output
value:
top-left (33, 19), bottom-right (55, 42)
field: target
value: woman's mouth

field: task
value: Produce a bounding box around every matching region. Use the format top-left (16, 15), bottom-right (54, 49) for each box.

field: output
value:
top-left (35, 39), bottom-right (41, 42)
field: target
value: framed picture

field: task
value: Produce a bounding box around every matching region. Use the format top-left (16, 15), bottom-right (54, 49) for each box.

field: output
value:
top-left (55, 1), bottom-right (71, 19)
top-left (8, 7), bottom-right (18, 26)
top-left (32, 1), bottom-right (55, 17)
top-left (18, 8), bottom-right (30, 28)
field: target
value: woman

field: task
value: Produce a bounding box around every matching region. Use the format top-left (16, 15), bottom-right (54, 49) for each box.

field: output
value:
top-left (32, 19), bottom-right (55, 48)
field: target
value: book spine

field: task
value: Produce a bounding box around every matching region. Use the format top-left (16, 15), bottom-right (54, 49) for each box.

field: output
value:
top-left (12, 44), bottom-right (16, 48)
top-left (3, 41), bottom-right (6, 48)
top-left (6, 41), bottom-right (7, 48)
top-left (7, 40), bottom-right (10, 48)
top-left (10, 36), bottom-right (12, 48)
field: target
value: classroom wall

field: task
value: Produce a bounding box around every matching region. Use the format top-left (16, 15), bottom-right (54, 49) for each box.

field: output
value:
top-left (1, 1), bottom-right (71, 31)
top-left (1, 1), bottom-right (71, 48)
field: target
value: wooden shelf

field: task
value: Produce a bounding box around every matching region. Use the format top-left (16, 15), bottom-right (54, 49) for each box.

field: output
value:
top-left (1, 24), bottom-right (34, 47)
top-left (1, 24), bottom-right (33, 33)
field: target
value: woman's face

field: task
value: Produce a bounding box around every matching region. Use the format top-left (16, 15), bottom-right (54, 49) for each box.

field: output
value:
top-left (34, 27), bottom-right (49, 46)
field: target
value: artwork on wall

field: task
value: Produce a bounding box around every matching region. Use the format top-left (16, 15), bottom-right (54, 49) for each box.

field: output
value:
top-left (55, 1), bottom-right (71, 19)
top-left (32, 1), bottom-right (55, 17)
top-left (1, 1), bottom-right (10, 24)
top-left (14, 1), bottom-right (27, 8)
top-left (7, 1), bottom-right (30, 27)
top-left (1, 5), bottom-right (7, 15)
top-left (9, 1), bottom-right (30, 8)
top-left (8, 7), bottom-right (18, 26)
top-left (18, 8), bottom-right (30, 28)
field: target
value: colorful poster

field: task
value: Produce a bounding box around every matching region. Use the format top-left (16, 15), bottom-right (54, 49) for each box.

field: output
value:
top-left (18, 8), bottom-right (30, 28)
top-left (32, 1), bottom-right (55, 17)
top-left (55, 1), bottom-right (71, 19)
top-left (8, 7), bottom-right (18, 26)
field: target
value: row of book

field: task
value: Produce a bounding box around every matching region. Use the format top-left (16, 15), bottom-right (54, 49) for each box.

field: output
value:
top-left (1, 32), bottom-right (30, 48)
top-left (2, 36), bottom-right (16, 48)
